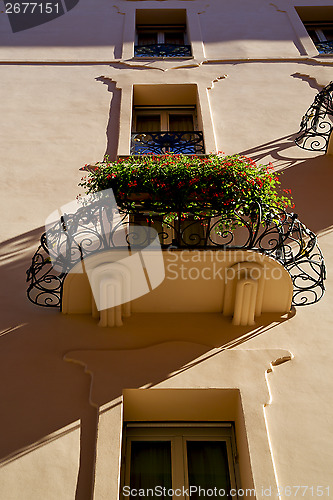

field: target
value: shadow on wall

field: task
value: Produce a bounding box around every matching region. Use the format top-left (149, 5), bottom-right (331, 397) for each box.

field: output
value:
top-left (2, 130), bottom-right (333, 492)
top-left (241, 136), bottom-right (333, 233)
top-left (281, 154), bottom-right (333, 233)
top-left (63, 312), bottom-right (296, 409)
top-left (0, 226), bottom-right (295, 499)
top-left (0, 0), bottom-right (124, 46)
top-left (5, 0), bottom-right (79, 33)
top-left (1, 0), bottom-right (307, 50)
top-left (0, 228), bottom-right (99, 499)
top-left (240, 133), bottom-right (306, 170)
top-left (96, 77), bottom-right (121, 162)
top-left (1, 137), bottom-right (332, 497)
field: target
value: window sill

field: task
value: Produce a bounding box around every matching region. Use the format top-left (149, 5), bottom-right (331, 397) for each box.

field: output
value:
top-left (313, 52), bottom-right (333, 57)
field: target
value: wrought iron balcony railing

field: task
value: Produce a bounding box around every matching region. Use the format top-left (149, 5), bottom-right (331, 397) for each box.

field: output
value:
top-left (131, 131), bottom-right (205, 155)
top-left (134, 44), bottom-right (192, 58)
top-left (315, 40), bottom-right (333, 54)
top-left (295, 81), bottom-right (333, 152)
top-left (26, 199), bottom-right (326, 309)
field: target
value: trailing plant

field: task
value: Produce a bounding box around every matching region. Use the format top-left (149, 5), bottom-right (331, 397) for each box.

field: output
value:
top-left (79, 153), bottom-right (293, 223)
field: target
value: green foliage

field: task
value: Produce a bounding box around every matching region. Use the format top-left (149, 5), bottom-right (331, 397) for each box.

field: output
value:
top-left (79, 153), bottom-right (293, 219)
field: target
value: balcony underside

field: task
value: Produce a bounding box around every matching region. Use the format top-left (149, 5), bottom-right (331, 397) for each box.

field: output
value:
top-left (61, 249), bottom-right (293, 327)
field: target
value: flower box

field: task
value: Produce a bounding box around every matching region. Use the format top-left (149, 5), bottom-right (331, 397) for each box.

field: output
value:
top-left (79, 153), bottom-right (293, 224)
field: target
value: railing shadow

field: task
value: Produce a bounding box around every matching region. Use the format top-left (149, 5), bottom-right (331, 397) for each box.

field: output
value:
top-left (0, 226), bottom-right (296, 500)
top-left (2, 137), bottom-right (332, 498)
top-left (240, 135), bottom-right (333, 233)
top-left (240, 133), bottom-right (310, 169)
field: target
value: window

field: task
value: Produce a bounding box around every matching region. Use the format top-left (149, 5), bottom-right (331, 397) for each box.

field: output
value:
top-left (303, 22), bottom-right (333, 44)
top-left (296, 7), bottom-right (333, 54)
top-left (132, 107), bottom-right (204, 154)
top-left (129, 85), bottom-right (206, 155)
top-left (137, 27), bottom-right (187, 47)
top-left (135, 9), bottom-right (191, 58)
top-left (133, 107), bottom-right (196, 133)
top-left (122, 424), bottom-right (240, 499)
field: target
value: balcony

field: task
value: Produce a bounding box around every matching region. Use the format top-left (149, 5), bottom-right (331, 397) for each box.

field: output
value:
top-left (27, 200), bottom-right (326, 311)
top-left (26, 198), bottom-right (326, 326)
top-left (131, 131), bottom-right (205, 155)
top-left (134, 43), bottom-right (192, 58)
top-left (295, 81), bottom-right (333, 152)
top-left (26, 154), bottom-right (326, 327)
top-left (315, 40), bottom-right (333, 54)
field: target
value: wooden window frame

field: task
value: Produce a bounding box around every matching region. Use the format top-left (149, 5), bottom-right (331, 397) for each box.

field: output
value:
top-left (121, 423), bottom-right (240, 500)
top-left (303, 21), bottom-right (333, 43)
top-left (135, 25), bottom-right (188, 46)
top-left (132, 106), bottom-right (198, 132)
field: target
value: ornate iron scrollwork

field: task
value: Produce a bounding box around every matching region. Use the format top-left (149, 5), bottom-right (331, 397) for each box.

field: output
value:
top-left (134, 44), bottom-right (192, 58)
top-left (27, 199), bottom-right (326, 308)
top-left (315, 40), bottom-right (333, 54)
top-left (26, 233), bottom-right (64, 308)
top-left (131, 131), bottom-right (205, 155)
top-left (295, 81), bottom-right (333, 152)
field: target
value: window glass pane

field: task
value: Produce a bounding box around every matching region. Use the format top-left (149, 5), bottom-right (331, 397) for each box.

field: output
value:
top-left (136, 115), bottom-right (161, 132)
top-left (187, 441), bottom-right (232, 499)
top-left (130, 441), bottom-right (172, 499)
top-left (169, 114), bottom-right (194, 131)
top-left (323, 28), bottom-right (333, 41)
top-left (164, 31), bottom-right (185, 45)
top-left (307, 28), bottom-right (320, 43)
top-left (138, 32), bottom-right (158, 46)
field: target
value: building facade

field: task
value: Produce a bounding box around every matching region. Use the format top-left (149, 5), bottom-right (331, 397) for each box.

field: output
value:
top-left (0, 0), bottom-right (333, 499)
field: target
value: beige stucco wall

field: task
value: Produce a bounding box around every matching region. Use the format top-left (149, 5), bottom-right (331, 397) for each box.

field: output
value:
top-left (1, 0), bottom-right (333, 498)
top-left (0, 421), bottom-right (80, 500)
